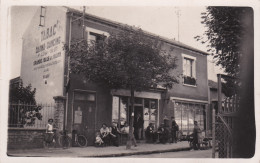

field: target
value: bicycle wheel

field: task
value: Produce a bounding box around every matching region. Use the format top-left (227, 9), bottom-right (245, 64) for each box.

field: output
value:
top-left (59, 135), bottom-right (71, 148)
top-left (77, 135), bottom-right (88, 147)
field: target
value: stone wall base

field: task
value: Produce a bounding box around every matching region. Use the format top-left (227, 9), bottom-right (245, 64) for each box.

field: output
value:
top-left (8, 128), bottom-right (45, 149)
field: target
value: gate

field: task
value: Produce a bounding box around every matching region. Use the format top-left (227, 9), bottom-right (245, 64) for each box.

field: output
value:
top-left (212, 74), bottom-right (239, 158)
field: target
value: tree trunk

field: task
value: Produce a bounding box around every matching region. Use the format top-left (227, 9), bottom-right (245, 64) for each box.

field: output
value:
top-left (126, 86), bottom-right (135, 149)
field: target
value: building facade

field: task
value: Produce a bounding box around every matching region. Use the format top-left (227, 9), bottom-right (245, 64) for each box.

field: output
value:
top-left (20, 6), bottom-right (210, 145)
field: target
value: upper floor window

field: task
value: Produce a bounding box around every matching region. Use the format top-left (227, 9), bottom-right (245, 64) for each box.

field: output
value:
top-left (89, 32), bottom-right (106, 44)
top-left (86, 27), bottom-right (109, 45)
top-left (182, 54), bottom-right (196, 86)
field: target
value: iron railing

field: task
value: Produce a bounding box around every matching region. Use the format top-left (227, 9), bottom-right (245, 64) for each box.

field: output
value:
top-left (8, 102), bottom-right (54, 129)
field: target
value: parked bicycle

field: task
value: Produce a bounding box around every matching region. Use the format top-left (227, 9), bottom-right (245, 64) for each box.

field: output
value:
top-left (58, 130), bottom-right (72, 148)
top-left (73, 126), bottom-right (88, 147)
top-left (43, 129), bottom-right (72, 149)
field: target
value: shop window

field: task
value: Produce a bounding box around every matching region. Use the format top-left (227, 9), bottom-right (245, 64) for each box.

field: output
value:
top-left (174, 101), bottom-right (205, 134)
top-left (112, 96), bottom-right (119, 122)
top-left (112, 97), bottom-right (158, 130)
top-left (182, 54), bottom-right (196, 86)
top-left (174, 102), bottom-right (182, 129)
top-left (119, 97), bottom-right (127, 126)
top-left (188, 105), bottom-right (195, 131)
top-left (112, 96), bottom-right (128, 126)
top-left (143, 99), bottom-right (158, 130)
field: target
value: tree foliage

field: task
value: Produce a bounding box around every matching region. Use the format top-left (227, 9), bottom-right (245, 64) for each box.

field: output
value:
top-left (9, 80), bottom-right (42, 127)
top-left (66, 27), bottom-right (179, 91)
top-left (195, 7), bottom-right (251, 77)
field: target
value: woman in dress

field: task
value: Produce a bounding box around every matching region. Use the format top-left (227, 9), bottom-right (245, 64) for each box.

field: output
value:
top-left (100, 123), bottom-right (110, 146)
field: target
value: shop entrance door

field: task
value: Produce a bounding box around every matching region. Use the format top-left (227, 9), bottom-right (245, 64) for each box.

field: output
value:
top-left (73, 91), bottom-right (96, 145)
top-left (134, 106), bottom-right (144, 139)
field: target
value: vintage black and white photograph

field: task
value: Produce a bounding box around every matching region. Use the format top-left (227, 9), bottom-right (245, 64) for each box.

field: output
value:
top-left (0, 1), bottom-right (258, 162)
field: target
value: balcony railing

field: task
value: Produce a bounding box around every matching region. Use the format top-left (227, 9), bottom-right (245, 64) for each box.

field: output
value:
top-left (183, 76), bottom-right (196, 86)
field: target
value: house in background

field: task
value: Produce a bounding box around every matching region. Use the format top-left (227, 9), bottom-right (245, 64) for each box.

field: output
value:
top-left (13, 6), bottom-right (210, 147)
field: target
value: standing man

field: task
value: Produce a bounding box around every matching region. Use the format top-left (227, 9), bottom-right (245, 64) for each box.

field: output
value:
top-left (134, 113), bottom-right (144, 140)
top-left (193, 121), bottom-right (202, 150)
top-left (171, 116), bottom-right (179, 143)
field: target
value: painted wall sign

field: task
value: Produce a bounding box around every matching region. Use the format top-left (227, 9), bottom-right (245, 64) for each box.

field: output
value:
top-left (20, 7), bottom-right (67, 103)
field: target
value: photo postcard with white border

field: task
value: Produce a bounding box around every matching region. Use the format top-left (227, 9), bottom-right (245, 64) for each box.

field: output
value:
top-left (0, 0), bottom-right (259, 163)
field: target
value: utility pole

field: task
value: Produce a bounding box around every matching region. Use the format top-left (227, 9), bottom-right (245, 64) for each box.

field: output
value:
top-left (175, 7), bottom-right (181, 42)
top-left (82, 6), bottom-right (86, 39)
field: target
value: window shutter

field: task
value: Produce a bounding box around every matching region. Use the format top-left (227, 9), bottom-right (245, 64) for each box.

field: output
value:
top-left (192, 60), bottom-right (196, 78)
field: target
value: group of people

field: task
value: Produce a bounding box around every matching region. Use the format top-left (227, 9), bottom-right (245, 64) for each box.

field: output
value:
top-left (45, 116), bottom-right (202, 150)
top-left (145, 116), bottom-right (180, 144)
top-left (95, 122), bottom-right (121, 147)
top-left (95, 122), bottom-right (137, 147)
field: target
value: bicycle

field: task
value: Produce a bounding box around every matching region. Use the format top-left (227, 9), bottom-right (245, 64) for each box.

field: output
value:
top-left (73, 128), bottom-right (88, 147)
top-left (58, 130), bottom-right (72, 149)
top-left (43, 130), bottom-right (58, 149)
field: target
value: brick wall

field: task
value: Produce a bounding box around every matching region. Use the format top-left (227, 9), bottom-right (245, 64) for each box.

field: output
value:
top-left (8, 128), bottom-right (45, 149)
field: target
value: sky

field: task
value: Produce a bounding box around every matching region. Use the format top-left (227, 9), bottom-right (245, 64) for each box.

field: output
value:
top-left (10, 6), bottom-right (223, 81)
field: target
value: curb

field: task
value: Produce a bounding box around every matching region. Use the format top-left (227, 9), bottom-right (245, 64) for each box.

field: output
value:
top-left (90, 147), bottom-right (191, 157)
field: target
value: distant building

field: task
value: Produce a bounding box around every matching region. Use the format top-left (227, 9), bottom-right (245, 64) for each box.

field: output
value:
top-left (20, 6), bottom-right (210, 145)
top-left (9, 77), bottom-right (22, 89)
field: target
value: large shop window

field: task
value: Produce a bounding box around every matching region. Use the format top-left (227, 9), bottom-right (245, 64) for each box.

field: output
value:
top-left (112, 96), bottom-right (158, 129)
top-left (182, 54), bottom-right (196, 86)
top-left (143, 99), bottom-right (157, 129)
top-left (174, 101), bottom-right (205, 134)
top-left (112, 96), bottom-right (128, 126)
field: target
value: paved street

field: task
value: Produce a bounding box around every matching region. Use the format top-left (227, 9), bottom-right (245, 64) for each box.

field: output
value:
top-left (8, 141), bottom-right (192, 157)
top-left (126, 149), bottom-right (212, 158)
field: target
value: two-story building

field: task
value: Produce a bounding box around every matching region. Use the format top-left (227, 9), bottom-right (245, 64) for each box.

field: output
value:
top-left (20, 6), bottom-right (209, 145)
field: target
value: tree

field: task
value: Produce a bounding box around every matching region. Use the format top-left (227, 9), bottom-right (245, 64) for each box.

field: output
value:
top-left (195, 7), bottom-right (251, 77)
top-left (65, 26), bottom-right (179, 149)
top-left (197, 7), bottom-right (255, 158)
top-left (9, 80), bottom-right (42, 127)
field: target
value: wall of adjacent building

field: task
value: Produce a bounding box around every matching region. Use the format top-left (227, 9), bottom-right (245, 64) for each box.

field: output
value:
top-left (20, 6), bottom-right (67, 104)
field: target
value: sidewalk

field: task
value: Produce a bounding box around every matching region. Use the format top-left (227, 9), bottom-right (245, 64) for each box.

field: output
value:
top-left (7, 141), bottom-right (191, 157)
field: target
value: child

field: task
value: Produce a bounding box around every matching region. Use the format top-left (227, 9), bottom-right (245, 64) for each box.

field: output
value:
top-left (95, 132), bottom-right (104, 146)
top-left (45, 119), bottom-right (55, 148)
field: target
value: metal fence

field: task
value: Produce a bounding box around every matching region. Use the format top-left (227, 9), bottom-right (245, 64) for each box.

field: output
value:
top-left (8, 102), bottom-right (55, 129)
top-left (212, 74), bottom-right (239, 158)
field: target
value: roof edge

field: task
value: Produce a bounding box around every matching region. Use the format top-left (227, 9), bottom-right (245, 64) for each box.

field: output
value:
top-left (64, 6), bottom-right (209, 56)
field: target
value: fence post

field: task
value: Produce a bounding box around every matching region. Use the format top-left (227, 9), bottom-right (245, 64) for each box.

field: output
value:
top-left (212, 108), bottom-right (216, 158)
top-left (53, 96), bottom-right (67, 131)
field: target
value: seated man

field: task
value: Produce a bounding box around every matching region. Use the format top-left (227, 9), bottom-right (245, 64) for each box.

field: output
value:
top-left (145, 123), bottom-right (156, 143)
top-left (157, 123), bottom-right (169, 144)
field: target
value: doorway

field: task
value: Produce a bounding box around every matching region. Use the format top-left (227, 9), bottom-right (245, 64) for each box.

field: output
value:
top-left (134, 106), bottom-right (144, 139)
top-left (73, 91), bottom-right (96, 145)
